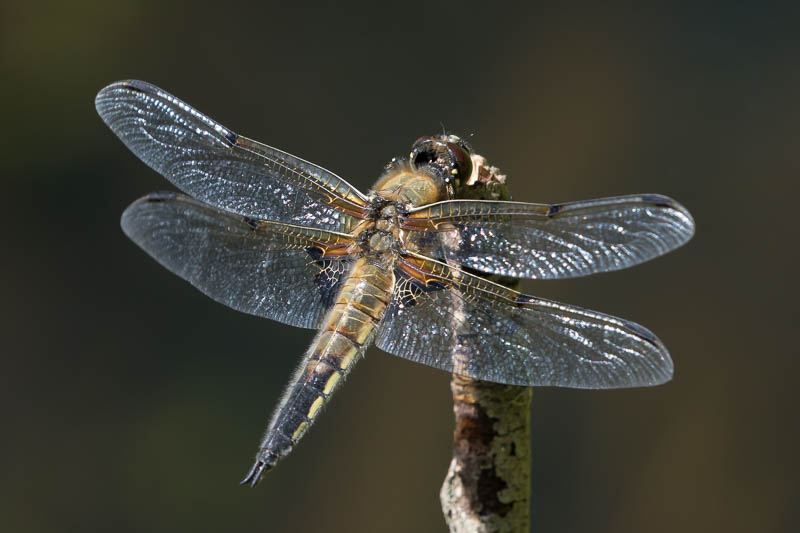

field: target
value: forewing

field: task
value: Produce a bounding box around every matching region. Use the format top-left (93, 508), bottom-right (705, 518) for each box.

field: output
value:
top-left (376, 254), bottom-right (673, 388)
top-left (402, 194), bottom-right (694, 279)
top-left (121, 192), bottom-right (353, 329)
top-left (97, 80), bottom-right (367, 231)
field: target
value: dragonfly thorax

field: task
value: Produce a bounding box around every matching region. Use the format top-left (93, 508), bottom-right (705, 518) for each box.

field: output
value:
top-left (349, 197), bottom-right (404, 258)
top-left (371, 159), bottom-right (449, 207)
top-left (367, 231), bottom-right (395, 253)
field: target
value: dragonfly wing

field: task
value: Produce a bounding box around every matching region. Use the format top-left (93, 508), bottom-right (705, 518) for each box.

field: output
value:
top-left (402, 194), bottom-right (694, 279)
top-left (97, 80), bottom-right (368, 232)
top-left (121, 192), bottom-right (354, 329)
top-left (376, 253), bottom-right (673, 388)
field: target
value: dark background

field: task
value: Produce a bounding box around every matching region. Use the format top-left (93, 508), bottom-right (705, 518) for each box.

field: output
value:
top-left (2, 2), bottom-right (797, 532)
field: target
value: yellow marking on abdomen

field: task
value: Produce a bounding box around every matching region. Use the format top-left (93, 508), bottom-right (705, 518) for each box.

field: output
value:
top-left (323, 372), bottom-right (341, 395)
top-left (339, 350), bottom-right (357, 369)
top-left (307, 396), bottom-right (324, 419)
top-left (292, 421), bottom-right (308, 441)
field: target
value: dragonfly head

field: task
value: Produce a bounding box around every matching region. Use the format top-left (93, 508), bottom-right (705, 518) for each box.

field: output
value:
top-left (371, 134), bottom-right (473, 206)
top-left (409, 134), bottom-right (473, 189)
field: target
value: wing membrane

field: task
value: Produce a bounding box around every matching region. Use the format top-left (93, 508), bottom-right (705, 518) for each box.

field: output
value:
top-left (97, 80), bottom-right (368, 231)
top-left (121, 192), bottom-right (354, 329)
top-left (376, 253), bottom-right (673, 388)
top-left (402, 194), bottom-right (694, 279)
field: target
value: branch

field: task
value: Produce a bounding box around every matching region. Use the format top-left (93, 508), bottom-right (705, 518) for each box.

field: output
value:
top-left (440, 155), bottom-right (532, 533)
top-left (441, 377), bottom-right (532, 532)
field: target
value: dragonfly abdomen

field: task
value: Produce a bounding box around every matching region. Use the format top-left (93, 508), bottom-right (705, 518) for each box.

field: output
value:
top-left (242, 258), bottom-right (394, 486)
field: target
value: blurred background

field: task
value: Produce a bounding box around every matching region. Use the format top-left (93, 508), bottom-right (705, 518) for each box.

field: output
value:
top-left (2, 2), bottom-right (797, 532)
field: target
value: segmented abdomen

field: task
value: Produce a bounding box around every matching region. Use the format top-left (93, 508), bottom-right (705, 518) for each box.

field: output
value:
top-left (249, 258), bottom-right (394, 474)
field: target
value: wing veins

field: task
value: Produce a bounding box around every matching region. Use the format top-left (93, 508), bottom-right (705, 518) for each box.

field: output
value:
top-left (96, 80), bottom-right (369, 230)
top-left (121, 192), bottom-right (354, 329)
top-left (399, 194), bottom-right (695, 280)
top-left (399, 250), bottom-right (662, 348)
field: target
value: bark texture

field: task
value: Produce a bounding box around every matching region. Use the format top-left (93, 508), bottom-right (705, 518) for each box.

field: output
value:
top-left (440, 377), bottom-right (532, 533)
top-left (440, 154), bottom-right (532, 532)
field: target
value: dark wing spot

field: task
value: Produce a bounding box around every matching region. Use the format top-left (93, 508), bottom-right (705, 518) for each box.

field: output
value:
top-left (307, 247), bottom-right (348, 308)
top-left (144, 191), bottom-right (173, 203)
top-left (547, 204), bottom-right (562, 216)
top-left (427, 280), bottom-right (446, 291)
top-left (640, 193), bottom-right (677, 209)
top-left (124, 79), bottom-right (149, 93)
top-left (314, 262), bottom-right (347, 307)
top-left (394, 268), bottom-right (447, 308)
top-left (244, 217), bottom-right (261, 230)
top-left (514, 293), bottom-right (537, 306)
top-left (306, 246), bottom-right (324, 262)
top-left (225, 130), bottom-right (239, 145)
top-left (620, 319), bottom-right (663, 349)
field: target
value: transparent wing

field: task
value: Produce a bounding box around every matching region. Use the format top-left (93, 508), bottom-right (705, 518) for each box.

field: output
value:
top-left (121, 192), bottom-right (354, 329)
top-left (402, 194), bottom-right (695, 279)
top-left (97, 80), bottom-right (368, 232)
top-left (376, 253), bottom-right (673, 388)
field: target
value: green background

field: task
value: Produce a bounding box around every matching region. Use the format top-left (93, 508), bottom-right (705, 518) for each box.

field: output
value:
top-left (2, 2), bottom-right (797, 532)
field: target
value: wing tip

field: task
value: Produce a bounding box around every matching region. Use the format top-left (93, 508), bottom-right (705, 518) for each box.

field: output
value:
top-left (641, 193), bottom-right (696, 239)
top-left (95, 79), bottom-right (159, 116)
top-left (120, 191), bottom-right (183, 236)
top-left (624, 319), bottom-right (675, 387)
top-left (97, 79), bottom-right (154, 95)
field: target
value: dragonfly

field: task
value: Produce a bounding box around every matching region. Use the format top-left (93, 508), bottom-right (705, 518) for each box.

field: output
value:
top-left (96, 80), bottom-right (695, 487)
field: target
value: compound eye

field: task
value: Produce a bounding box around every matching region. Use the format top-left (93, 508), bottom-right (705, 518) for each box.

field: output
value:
top-left (410, 136), bottom-right (442, 169)
top-left (411, 136), bottom-right (433, 150)
top-left (446, 142), bottom-right (473, 182)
